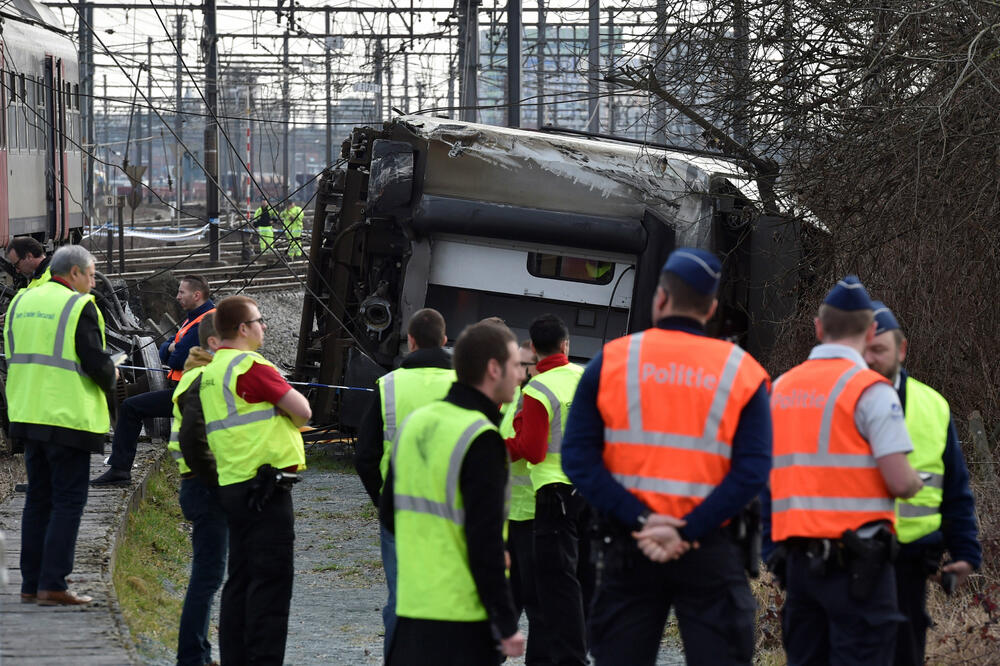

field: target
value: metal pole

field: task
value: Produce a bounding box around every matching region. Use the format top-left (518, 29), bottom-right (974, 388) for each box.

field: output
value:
top-left (103, 74), bottom-right (110, 195)
top-left (375, 40), bottom-right (384, 121)
top-left (325, 7), bottom-right (332, 167)
top-left (116, 196), bottom-right (125, 273)
top-left (607, 9), bottom-right (615, 134)
top-left (246, 85), bottom-right (251, 222)
top-left (587, 0), bottom-right (599, 132)
top-left (536, 0), bottom-right (545, 128)
top-left (146, 36), bottom-right (153, 202)
top-left (78, 0), bottom-right (92, 226)
top-left (507, 0), bottom-right (521, 128)
top-left (282, 31), bottom-right (289, 200)
top-left (654, 0), bottom-right (666, 143)
top-left (457, 0), bottom-right (479, 122)
top-left (174, 14), bottom-right (184, 224)
top-left (205, 0), bottom-right (220, 262)
top-left (106, 202), bottom-right (113, 272)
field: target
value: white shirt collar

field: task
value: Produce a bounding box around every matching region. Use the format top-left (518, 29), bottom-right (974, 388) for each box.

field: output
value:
top-left (807, 343), bottom-right (869, 369)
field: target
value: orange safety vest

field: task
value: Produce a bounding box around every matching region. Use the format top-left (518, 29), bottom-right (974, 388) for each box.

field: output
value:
top-left (166, 308), bottom-right (216, 381)
top-left (769, 357), bottom-right (896, 541)
top-left (597, 329), bottom-right (769, 519)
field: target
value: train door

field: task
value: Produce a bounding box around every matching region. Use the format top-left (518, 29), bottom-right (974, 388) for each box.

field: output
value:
top-left (0, 43), bottom-right (9, 247)
top-left (43, 55), bottom-right (68, 241)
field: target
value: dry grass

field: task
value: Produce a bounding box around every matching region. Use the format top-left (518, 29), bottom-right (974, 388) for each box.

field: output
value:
top-left (0, 453), bottom-right (25, 504)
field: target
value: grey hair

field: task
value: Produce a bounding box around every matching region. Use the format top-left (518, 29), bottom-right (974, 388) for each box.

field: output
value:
top-left (49, 245), bottom-right (96, 277)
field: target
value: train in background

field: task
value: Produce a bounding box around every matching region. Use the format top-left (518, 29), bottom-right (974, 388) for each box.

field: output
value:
top-left (292, 116), bottom-right (801, 427)
top-left (0, 0), bottom-right (83, 249)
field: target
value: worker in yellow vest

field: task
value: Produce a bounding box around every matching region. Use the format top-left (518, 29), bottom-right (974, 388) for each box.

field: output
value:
top-left (864, 302), bottom-right (981, 666)
top-left (167, 313), bottom-right (229, 666)
top-left (383, 320), bottom-right (526, 663)
top-left (252, 202), bottom-right (277, 254)
top-left (5, 245), bottom-right (117, 606)
top-left (355, 308), bottom-right (455, 659)
top-left (505, 313), bottom-right (590, 665)
top-left (6, 236), bottom-right (51, 289)
top-left (282, 202), bottom-right (304, 259)
top-left (502, 338), bottom-right (555, 663)
top-left (179, 295), bottom-right (311, 664)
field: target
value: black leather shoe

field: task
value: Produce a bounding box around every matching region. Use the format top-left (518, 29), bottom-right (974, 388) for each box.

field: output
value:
top-left (90, 468), bottom-right (131, 487)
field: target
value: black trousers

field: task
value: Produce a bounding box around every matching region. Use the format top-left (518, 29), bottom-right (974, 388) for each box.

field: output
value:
top-left (533, 483), bottom-right (595, 666)
top-left (893, 554), bottom-right (933, 666)
top-left (217, 480), bottom-right (295, 665)
top-left (509, 518), bottom-right (554, 665)
top-left (782, 548), bottom-right (904, 666)
top-left (388, 617), bottom-right (501, 666)
top-left (588, 528), bottom-right (754, 666)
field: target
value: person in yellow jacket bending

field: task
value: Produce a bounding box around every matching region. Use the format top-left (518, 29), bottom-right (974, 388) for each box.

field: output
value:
top-left (178, 295), bottom-right (311, 664)
top-left (252, 202), bottom-right (277, 254)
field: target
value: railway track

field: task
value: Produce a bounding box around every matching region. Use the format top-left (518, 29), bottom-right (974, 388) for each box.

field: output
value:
top-left (85, 235), bottom-right (310, 294)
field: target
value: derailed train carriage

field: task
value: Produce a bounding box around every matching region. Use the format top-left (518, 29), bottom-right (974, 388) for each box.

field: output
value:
top-left (0, 1), bottom-right (171, 446)
top-left (293, 116), bottom-right (800, 426)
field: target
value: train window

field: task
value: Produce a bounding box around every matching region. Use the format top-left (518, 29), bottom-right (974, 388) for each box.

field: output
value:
top-left (73, 83), bottom-right (79, 110)
top-left (7, 106), bottom-right (14, 149)
top-left (18, 111), bottom-right (26, 150)
top-left (526, 252), bottom-right (615, 285)
top-left (7, 73), bottom-right (14, 104)
top-left (18, 74), bottom-right (25, 103)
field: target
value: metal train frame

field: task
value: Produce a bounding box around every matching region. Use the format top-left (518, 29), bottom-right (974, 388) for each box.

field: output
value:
top-left (293, 116), bottom-right (801, 427)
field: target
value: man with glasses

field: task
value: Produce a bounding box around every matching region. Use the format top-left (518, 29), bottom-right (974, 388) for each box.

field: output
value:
top-left (6, 237), bottom-right (51, 289)
top-left (179, 295), bottom-right (311, 664)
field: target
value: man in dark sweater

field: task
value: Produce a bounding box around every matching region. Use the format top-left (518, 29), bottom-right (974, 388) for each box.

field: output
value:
top-left (92, 275), bottom-right (215, 486)
top-left (381, 321), bottom-right (525, 664)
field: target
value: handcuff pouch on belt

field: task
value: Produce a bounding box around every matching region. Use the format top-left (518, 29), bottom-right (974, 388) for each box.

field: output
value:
top-left (247, 464), bottom-right (301, 512)
top-left (840, 523), bottom-right (898, 601)
top-left (729, 498), bottom-right (762, 579)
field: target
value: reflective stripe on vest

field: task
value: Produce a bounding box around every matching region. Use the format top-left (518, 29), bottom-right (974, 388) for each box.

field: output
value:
top-left (895, 376), bottom-right (949, 543)
top-left (501, 389), bottom-right (535, 521)
top-left (523, 363), bottom-right (583, 491)
top-left (201, 348), bottom-right (305, 486)
top-left (4, 281), bottom-right (110, 433)
top-left (168, 365), bottom-right (207, 475)
top-left (599, 330), bottom-right (768, 519)
top-left (166, 308), bottom-right (216, 382)
top-left (392, 401), bottom-right (495, 622)
top-left (770, 359), bottom-right (895, 541)
top-left (378, 366), bottom-right (456, 487)
top-left (204, 353), bottom-right (278, 434)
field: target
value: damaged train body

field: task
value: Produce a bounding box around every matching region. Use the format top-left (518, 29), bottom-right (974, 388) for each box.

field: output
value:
top-left (293, 116), bottom-right (798, 426)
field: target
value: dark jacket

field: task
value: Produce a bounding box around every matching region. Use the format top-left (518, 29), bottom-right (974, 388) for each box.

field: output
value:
top-left (9, 280), bottom-right (116, 453)
top-left (177, 374), bottom-right (218, 486)
top-left (31, 255), bottom-right (50, 283)
top-left (355, 346), bottom-right (452, 506)
top-left (380, 382), bottom-right (519, 638)
top-left (158, 300), bottom-right (215, 372)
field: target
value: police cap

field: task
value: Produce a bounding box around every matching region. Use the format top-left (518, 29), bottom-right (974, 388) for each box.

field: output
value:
top-left (661, 248), bottom-right (722, 295)
top-left (872, 301), bottom-right (901, 336)
top-left (823, 275), bottom-right (873, 311)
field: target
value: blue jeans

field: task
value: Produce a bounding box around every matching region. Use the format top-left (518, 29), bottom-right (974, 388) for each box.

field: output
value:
top-left (107, 389), bottom-right (174, 472)
top-left (177, 477), bottom-right (229, 666)
top-left (20, 439), bottom-right (90, 593)
top-left (380, 523), bottom-right (398, 659)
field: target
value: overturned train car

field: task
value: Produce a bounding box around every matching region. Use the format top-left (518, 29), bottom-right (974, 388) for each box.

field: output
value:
top-left (293, 116), bottom-right (799, 426)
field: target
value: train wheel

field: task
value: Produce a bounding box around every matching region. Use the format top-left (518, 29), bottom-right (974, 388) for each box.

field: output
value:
top-left (134, 335), bottom-right (170, 442)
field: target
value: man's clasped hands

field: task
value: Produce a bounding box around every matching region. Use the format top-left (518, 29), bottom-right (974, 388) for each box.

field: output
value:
top-left (632, 515), bottom-right (697, 563)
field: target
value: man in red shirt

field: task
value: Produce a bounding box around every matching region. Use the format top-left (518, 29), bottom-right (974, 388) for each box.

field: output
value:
top-left (506, 314), bottom-right (593, 665)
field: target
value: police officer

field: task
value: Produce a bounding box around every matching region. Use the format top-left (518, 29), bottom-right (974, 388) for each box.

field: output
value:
top-left (383, 321), bottom-right (526, 664)
top-left (502, 339), bottom-right (553, 663)
top-left (764, 276), bottom-right (924, 665)
top-left (180, 295), bottom-right (311, 664)
top-left (864, 302), bottom-right (981, 665)
top-left (562, 248), bottom-right (772, 665)
top-left (168, 313), bottom-right (229, 666)
top-left (6, 236), bottom-right (51, 288)
top-left (506, 313), bottom-right (590, 665)
top-left (5, 245), bottom-right (117, 605)
top-left (355, 307), bottom-right (455, 658)
top-left (282, 201), bottom-right (304, 259)
top-left (253, 201), bottom-right (276, 254)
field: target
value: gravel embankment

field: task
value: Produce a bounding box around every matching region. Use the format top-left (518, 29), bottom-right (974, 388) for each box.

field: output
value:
top-left (245, 289), bottom-right (305, 371)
